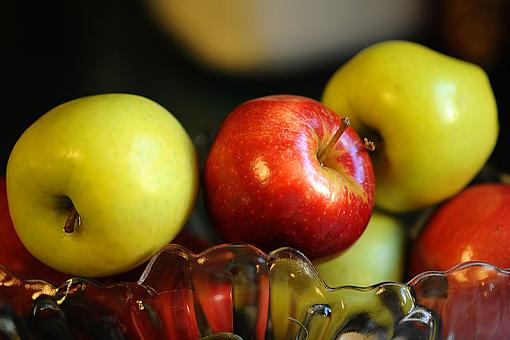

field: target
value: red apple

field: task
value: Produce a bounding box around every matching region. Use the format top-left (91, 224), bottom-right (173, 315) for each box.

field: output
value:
top-left (171, 227), bottom-right (218, 254)
top-left (408, 183), bottom-right (510, 277)
top-left (203, 95), bottom-right (375, 260)
top-left (0, 177), bottom-right (69, 286)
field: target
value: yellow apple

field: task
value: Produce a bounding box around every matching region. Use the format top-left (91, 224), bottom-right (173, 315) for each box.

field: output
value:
top-left (313, 210), bottom-right (407, 287)
top-left (322, 40), bottom-right (499, 212)
top-left (6, 93), bottom-right (199, 277)
top-left (146, 0), bottom-right (427, 74)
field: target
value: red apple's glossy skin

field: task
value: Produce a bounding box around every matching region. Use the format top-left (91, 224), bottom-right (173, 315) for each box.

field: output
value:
top-left (0, 177), bottom-right (69, 286)
top-left (203, 95), bottom-right (375, 259)
top-left (409, 183), bottom-right (510, 277)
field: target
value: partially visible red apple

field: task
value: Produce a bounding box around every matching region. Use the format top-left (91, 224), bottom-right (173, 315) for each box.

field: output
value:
top-left (408, 183), bottom-right (510, 277)
top-left (0, 177), bottom-right (69, 286)
top-left (171, 226), bottom-right (218, 254)
top-left (203, 95), bottom-right (375, 260)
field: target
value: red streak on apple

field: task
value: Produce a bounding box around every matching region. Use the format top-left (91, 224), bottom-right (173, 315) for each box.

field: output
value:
top-left (409, 183), bottom-right (510, 277)
top-left (0, 177), bottom-right (69, 286)
top-left (203, 95), bottom-right (375, 260)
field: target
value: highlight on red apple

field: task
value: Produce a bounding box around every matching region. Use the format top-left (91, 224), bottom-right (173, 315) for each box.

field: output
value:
top-left (203, 94), bottom-right (375, 261)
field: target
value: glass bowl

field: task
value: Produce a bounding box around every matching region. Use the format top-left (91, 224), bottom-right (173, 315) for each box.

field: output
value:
top-left (0, 243), bottom-right (508, 339)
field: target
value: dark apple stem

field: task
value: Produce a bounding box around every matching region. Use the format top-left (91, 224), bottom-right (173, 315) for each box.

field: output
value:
top-left (318, 117), bottom-right (350, 164)
top-left (63, 206), bottom-right (81, 233)
top-left (363, 137), bottom-right (376, 151)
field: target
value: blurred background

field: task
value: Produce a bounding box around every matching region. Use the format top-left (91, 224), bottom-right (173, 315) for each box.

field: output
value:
top-left (2, 0), bottom-right (509, 239)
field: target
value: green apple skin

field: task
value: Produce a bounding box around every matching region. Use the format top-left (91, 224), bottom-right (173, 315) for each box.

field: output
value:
top-left (322, 40), bottom-right (499, 212)
top-left (6, 93), bottom-right (199, 277)
top-left (313, 210), bottom-right (406, 287)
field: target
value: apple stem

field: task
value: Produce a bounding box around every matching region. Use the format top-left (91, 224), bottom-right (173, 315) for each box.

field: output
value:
top-left (318, 117), bottom-right (350, 165)
top-left (363, 137), bottom-right (376, 151)
top-left (63, 206), bottom-right (81, 233)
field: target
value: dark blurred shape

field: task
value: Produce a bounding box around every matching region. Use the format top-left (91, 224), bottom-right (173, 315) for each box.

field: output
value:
top-left (0, 303), bottom-right (34, 340)
top-left (32, 294), bottom-right (74, 340)
top-left (435, 0), bottom-right (510, 173)
top-left (438, 0), bottom-right (508, 70)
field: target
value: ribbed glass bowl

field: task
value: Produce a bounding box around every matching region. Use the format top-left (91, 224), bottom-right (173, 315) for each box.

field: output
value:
top-left (1, 243), bottom-right (509, 339)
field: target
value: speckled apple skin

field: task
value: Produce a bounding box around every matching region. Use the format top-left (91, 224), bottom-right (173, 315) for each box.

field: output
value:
top-left (203, 95), bottom-right (375, 260)
top-left (409, 183), bottom-right (510, 277)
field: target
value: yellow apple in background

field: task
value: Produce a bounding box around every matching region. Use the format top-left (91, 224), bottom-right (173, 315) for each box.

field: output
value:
top-left (322, 40), bottom-right (499, 213)
top-left (6, 93), bottom-right (199, 277)
top-left (313, 210), bottom-right (407, 287)
top-left (146, 0), bottom-right (428, 74)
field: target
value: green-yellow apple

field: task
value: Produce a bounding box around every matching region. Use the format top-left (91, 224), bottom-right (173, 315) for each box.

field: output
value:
top-left (6, 93), bottom-right (199, 277)
top-left (322, 40), bottom-right (499, 212)
top-left (313, 210), bottom-right (406, 287)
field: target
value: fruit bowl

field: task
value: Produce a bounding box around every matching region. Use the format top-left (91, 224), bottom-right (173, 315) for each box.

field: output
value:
top-left (1, 243), bottom-right (509, 339)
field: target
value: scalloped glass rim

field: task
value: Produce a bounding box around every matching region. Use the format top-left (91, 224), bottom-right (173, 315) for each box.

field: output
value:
top-left (140, 242), bottom-right (510, 289)
top-left (1, 243), bottom-right (509, 339)
top-left (407, 258), bottom-right (510, 285)
top-left (125, 243), bottom-right (510, 338)
top-left (2, 242), bottom-right (507, 289)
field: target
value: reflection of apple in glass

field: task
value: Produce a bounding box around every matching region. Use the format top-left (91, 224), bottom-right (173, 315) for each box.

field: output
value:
top-left (6, 93), bottom-right (200, 277)
top-left (203, 95), bottom-right (375, 260)
top-left (408, 183), bottom-right (510, 277)
top-left (322, 40), bottom-right (499, 213)
top-left (314, 210), bottom-right (407, 287)
top-left (0, 177), bottom-right (69, 286)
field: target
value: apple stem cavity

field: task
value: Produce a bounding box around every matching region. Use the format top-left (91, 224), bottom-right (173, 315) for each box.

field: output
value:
top-left (63, 206), bottom-right (81, 233)
top-left (363, 137), bottom-right (376, 151)
top-left (318, 117), bottom-right (350, 165)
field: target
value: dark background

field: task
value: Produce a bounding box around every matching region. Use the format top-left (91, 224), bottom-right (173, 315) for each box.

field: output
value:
top-left (3, 0), bottom-right (509, 238)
